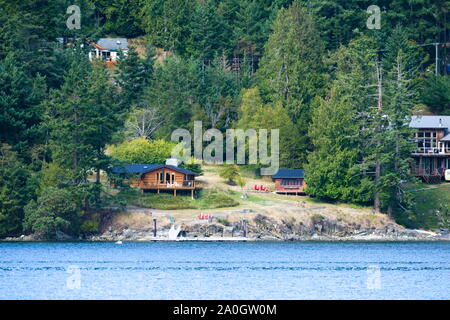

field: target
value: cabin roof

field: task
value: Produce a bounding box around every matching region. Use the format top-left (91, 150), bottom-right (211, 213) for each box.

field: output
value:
top-left (95, 38), bottom-right (128, 51)
top-left (410, 116), bottom-right (450, 129)
top-left (111, 164), bottom-right (198, 176)
top-left (272, 169), bottom-right (305, 179)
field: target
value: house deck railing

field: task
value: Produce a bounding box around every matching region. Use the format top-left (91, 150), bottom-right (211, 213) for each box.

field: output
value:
top-left (139, 181), bottom-right (196, 190)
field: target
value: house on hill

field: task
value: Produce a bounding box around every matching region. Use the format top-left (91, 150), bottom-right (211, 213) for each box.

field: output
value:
top-left (272, 169), bottom-right (306, 195)
top-left (88, 38), bottom-right (128, 63)
top-left (410, 115), bottom-right (450, 183)
top-left (111, 163), bottom-right (198, 197)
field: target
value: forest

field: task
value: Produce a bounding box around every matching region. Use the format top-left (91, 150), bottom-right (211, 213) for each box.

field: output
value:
top-left (1, 0), bottom-right (450, 238)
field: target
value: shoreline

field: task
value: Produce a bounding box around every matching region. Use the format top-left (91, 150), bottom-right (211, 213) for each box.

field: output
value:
top-left (3, 230), bottom-right (449, 243)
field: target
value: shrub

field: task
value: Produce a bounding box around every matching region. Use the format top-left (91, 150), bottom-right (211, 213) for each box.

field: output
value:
top-left (110, 138), bottom-right (177, 164)
top-left (215, 217), bottom-right (230, 226)
top-left (219, 164), bottom-right (240, 184)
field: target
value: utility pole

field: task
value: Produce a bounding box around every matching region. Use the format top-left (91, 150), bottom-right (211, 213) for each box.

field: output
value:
top-left (419, 42), bottom-right (440, 75)
top-left (435, 42), bottom-right (439, 76)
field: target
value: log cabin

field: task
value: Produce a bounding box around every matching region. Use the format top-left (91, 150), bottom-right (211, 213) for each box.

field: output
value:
top-left (111, 163), bottom-right (198, 197)
top-left (410, 116), bottom-right (450, 183)
top-left (272, 169), bottom-right (306, 195)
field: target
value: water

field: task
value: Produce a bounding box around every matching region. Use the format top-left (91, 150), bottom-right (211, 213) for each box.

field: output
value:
top-left (0, 241), bottom-right (448, 300)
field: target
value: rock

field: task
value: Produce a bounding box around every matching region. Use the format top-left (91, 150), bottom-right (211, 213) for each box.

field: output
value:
top-left (55, 231), bottom-right (73, 241)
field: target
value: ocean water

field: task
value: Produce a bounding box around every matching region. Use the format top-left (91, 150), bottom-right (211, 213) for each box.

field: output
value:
top-left (0, 241), bottom-right (448, 300)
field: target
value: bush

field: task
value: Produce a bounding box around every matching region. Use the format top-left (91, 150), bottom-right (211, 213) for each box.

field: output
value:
top-left (219, 164), bottom-right (240, 184)
top-left (215, 217), bottom-right (230, 226)
top-left (80, 220), bottom-right (100, 234)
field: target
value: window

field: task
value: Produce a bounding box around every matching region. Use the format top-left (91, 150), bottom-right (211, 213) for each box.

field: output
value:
top-left (281, 179), bottom-right (302, 187)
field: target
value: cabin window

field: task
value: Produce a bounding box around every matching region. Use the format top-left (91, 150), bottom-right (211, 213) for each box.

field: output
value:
top-left (172, 174), bottom-right (175, 184)
top-left (160, 172), bottom-right (164, 183)
top-left (166, 173), bottom-right (171, 184)
top-left (281, 179), bottom-right (302, 186)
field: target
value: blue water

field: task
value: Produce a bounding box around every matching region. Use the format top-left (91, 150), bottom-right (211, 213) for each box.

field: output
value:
top-left (0, 242), bottom-right (448, 300)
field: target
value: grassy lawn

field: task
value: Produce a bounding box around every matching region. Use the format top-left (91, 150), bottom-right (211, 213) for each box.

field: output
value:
top-left (400, 182), bottom-right (450, 229)
top-left (116, 188), bottom-right (239, 210)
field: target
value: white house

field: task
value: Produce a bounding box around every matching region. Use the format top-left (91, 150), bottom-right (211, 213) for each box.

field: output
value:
top-left (88, 38), bottom-right (128, 62)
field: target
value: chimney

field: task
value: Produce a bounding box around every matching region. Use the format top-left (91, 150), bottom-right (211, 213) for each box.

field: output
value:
top-left (439, 118), bottom-right (443, 127)
top-left (165, 158), bottom-right (179, 167)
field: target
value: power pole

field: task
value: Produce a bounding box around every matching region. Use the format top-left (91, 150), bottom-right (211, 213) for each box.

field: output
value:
top-left (419, 42), bottom-right (440, 75)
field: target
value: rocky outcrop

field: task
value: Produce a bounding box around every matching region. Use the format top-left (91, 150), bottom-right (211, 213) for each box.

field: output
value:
top-left (84, 213), bottom-right (446, 242)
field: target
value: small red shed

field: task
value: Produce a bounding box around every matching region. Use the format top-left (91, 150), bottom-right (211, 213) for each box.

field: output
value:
top-left (272, 169), bottom-right (306, 195)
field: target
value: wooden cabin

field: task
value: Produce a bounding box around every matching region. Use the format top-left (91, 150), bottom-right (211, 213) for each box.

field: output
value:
top-left (410, 116), bottom-right (450, 183)
top-left (272, 169), bottom-right (306, 195)
top-left (111, 164), bottom-right (198, 197)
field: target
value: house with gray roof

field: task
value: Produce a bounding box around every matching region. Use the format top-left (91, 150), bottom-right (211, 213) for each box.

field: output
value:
top-left (88, 38), bottom-right (128, 63)
top-left (409, 115), bottom-right (450, 182)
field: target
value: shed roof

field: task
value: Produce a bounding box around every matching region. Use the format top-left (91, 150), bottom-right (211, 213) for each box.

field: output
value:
top-left (110, 164), bottom-right (197, 176)
top-left (272, 169), bottom-right (305, 179)
top-left (410, 116), bottom-right (450, 129)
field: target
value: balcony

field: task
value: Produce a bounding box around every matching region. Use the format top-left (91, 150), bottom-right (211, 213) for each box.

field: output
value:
top-left (138, 181), bottom-right (197, 190)
top-left (411, 147), bottom-right (450, 156)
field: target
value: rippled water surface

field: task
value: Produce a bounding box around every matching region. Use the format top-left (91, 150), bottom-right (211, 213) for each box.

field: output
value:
top-left (0, 241), bottom-right (448, 299)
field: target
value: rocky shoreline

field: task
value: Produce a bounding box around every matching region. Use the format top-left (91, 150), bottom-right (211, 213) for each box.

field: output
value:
top-left (3, 213), bottom-right (449, 242)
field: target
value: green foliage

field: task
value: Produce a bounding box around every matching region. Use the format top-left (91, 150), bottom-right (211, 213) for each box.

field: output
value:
top-left (219, 164), bottom-right (240, 184)
top-left (80, 213), bottom-right (101, 234)
top-left (215, 217), bottom-right (231, 226)
top-left (421, 76), bottom-right (450, 114)
top-left (180, 157), bottom-right (203, 175)
top-left (110, 137), bottom-right (177, 164)
top-left (0, 53), bottom-right (46, 155)
top-left (117, 46), bottom-right (153, 107)
top-left (38, 162), bottom-right (73, 192)
top-left (91, 0), bottom-right (145, 38)
top-left (144, 56), bottom-right (200, 137)
top-left (397, 184), bottom-right (450, 230)
top-left (24, 187), bottom-right (80, 237)
top-left (45, 51), bottom-right (124, 181)
top-left (0, 144), bottom-right (35, 237)
top-left (142, 0), bottom-right (196, 54)
top-left (237, 88), bottom-right (302, 167)
top-left (256, 2), bottom-right (326, 166)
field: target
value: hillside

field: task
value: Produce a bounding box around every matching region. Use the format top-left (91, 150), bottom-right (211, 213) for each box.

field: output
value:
top-left (86, 166), bottom-right (446, 242)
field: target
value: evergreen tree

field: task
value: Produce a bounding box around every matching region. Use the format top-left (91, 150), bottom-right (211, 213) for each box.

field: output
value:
top-left (187, 0), bottom-right (230, 59)
top-left (0, 144), bottom-right (36, 237)
top-left (256, 1), bottom-right (326, 166)
top-left (117, 46), bottom-right (153, 108)
top-left (142, 0), bottom-right (196, 54)
top-left (0, 53), bottom-right (46, 156)
top-left (144, 55), bottom-right (201, 138)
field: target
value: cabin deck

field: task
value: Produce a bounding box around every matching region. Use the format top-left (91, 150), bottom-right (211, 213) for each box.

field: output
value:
top-left (138, 181), bottom-right (197, 190)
